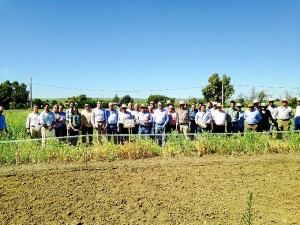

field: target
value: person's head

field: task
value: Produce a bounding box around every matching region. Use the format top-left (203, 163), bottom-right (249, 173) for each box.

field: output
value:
top-left (121, 104), bottom-right (127, 112)
top-left (166, 100), bottom-right (172, 106)
top-left (59, 105), bottom-right (64, 112)
top-left (168, 105), bottom-right (174, 113)
top-left (269, 98), bottom-right (275, 106)
top-left (134, 103), bottom-right (140, 111)
top-left (150, 100), bottom-right (155, 107)
top-left (128, 102), bottom-right (133, 109)
top-left (97, 100), bottom-right (103, 108)
top-left (260, 103), bottom-right (267, 111)
top-left (0, 106), bottom-right (4, 114)
top-left (200, 105), bottom-right (206, 112)
top-left (73, 106), bottom-right (79, 113)
top-left (33, 104), bottom-right (39, 113)
top-left (216, 103), bottom-right (222, 111)
top-left (248, 103), bottom-right (254, 111)
top-left (108, 102), bottom-right (114, 111)
top-left (69, 102), bottom-right (75, 108)
top-left (191, 103), bottom-right (196, 109)
top-left (206, 102), bottom-right (212, 109)
top-left (53, 104), bottom-right (59, 113)
top-left (198, 103), bottom-right (203, 109)
top-left (140, 104), bottom-right (147, 113)
top-left (84, 103), bottom-right (91, 111)
top-left (157, 101), bottom-right (163, 109)
top-left (44, 103), bottom-right (50, 112)
top-left (179, 101), bottom-right (185, 109)
top-left (148, 105), bottom-right (153, 112)
top-left (213, 102), bottom-right (218, 109)
top-left (297, 97), bottom-right (300, 105)
top-left (236, 103), bottom-right (242, 110)
top-left (281, 99), bottom-right (288, 106)
top-left (230, 100), bottom-right (236, 108)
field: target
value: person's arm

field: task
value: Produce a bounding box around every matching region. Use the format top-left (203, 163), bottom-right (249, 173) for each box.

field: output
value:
top-left (26, 114), bottom-right (31, 134)
top-left (163, 111), bottom-right (169, 127)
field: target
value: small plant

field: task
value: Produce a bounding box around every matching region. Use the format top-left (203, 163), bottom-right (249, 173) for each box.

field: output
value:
top-left (242, 192), bottom-right (254, 225)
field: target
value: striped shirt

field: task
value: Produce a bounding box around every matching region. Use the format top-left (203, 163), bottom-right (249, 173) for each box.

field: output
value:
top-left (91, 107), bottom-right (106, 126)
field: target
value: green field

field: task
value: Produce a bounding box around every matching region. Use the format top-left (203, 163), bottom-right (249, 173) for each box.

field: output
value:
top-left (0, 109), bottom-right (299, 165)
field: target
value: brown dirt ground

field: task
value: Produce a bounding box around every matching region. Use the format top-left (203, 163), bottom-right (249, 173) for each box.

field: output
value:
top-left (0, 154), bottom-right (299, 225)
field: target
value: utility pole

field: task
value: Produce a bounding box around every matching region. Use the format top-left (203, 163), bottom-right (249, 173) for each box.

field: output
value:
top-left (30, 77), bottom-right (33, 109)
top-left (221, 74), bottom-right (224, 107)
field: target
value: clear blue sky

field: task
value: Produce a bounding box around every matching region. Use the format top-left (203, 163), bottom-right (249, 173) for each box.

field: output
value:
top-left (1, 0), bottom-right (299, 100)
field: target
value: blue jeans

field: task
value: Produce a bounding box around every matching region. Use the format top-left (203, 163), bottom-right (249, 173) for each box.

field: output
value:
top-left (107, 124), bottom-right (117, 144)
top-left (155, 125), bottom-right (165, 146)
top-left (295, 117), bottom-right (300, 131)
top-left (139, 125), bottom-right (150, 136)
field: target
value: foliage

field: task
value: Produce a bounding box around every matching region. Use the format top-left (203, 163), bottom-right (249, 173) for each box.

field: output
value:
top-left (0, 80), bottom-right (29, 109)
top-left (147, 95), bottom-right (175, 105)
top-left (242, 192), bottom-right (254, 225)
top-left (112, 94), bottom-right (120, 103)
top-left (258, 90), bottom-right (267, 103)
top-left (32, 98), bottom-right (45, 108)
top-left (120, 95), bottom-right (134, 104)
top-left (202, 73), bottom-right (234, 103)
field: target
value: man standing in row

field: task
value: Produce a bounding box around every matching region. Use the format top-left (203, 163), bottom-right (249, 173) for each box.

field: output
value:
top-left (295, 97), bottom-right (300, 131)
top-left (276, 99), bottom-right (294, 138)
top-left (26, 104), bottom-right (41, 139)
top-left (91, 100), bottom-right (106, 144)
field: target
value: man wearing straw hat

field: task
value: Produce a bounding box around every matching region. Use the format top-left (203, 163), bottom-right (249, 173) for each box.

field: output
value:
top-left (276, 99), bottom-right (294, 137)
top-left (153, 101), bottom-right (169, 146)
top-left (91, 100), bottom-right (107, 144)
top-left (177, 100), bottom-right (190, 138)
top-left (137, 104), bottom-right (152, 135)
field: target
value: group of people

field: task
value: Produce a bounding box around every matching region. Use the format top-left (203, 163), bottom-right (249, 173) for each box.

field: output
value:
top-left (1, 97), bottom-right (300, 146)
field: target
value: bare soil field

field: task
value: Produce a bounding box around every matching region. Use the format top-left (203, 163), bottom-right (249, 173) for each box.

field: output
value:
top-left (0, 154), bottom-right (299, 225)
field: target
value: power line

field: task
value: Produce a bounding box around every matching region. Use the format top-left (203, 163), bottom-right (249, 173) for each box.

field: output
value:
top-left (32, 82), bottom-right (299, 94)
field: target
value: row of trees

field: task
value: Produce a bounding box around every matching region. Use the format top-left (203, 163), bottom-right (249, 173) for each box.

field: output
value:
top-left (1, 74), bottom-right (298, 109)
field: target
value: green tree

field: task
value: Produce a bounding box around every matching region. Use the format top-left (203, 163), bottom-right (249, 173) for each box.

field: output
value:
top-left (120, 95), bottom-right (134, 104)
top-left (147, 95), bottom-right (175, 105)
top-left (202, 73), bottom-right (234, 103)
top-left (258, 90), bottom-right (267, 103)
top-left (32, 98), bottom-right (44, 108)
top-left (112, 94), bottom-right (120, 103)
top-left (0, 80), bottom-right (29, 109)
top-left (0, 80), bottom-right (13, 109)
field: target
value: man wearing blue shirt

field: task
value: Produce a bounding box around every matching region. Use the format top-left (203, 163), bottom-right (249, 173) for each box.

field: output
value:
top-left (244, 103), bottom-right (262, 131)
top-left (105, 102), bottom-right (118, 144)
top-left (0, 106), bottom-right (8, 138)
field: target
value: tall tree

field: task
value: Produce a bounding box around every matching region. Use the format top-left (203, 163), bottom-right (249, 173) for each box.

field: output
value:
top-left (147, 95), bottom-right (175, 105)
top-left (0, 80), bottom-right (29, 109)
top-left (202, 74), bottom-right (234, 103)
top-left (112, 94), bottom-right (120, 103)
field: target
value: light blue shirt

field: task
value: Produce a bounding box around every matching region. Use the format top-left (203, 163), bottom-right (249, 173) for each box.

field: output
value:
top-left (40, 111), bottom-right (56, 127)
top-left (244, 110), bottom-right (261, 125)
top-left (153, 109), bottom-right (169, 126)
top-left (106, 109), bottom-right (118, 124)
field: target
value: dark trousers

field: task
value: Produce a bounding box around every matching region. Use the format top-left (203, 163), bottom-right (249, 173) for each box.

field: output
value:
top-left (82, 126), bottom-right (93, 145)
top-left (227, 122), bottom-right (238, 133)
top-left (107, 124), bottom-right (117, 144)
top-left (295, 117), bottom-right (300, 131)
top-left (213, 124), bottom-right (225, 133)
top-left (190, 120), bottom-right (197, 133)
top-left (118, 123), bottom-right (129, 144)
top-left (70, 129), bottom-right (79, 146)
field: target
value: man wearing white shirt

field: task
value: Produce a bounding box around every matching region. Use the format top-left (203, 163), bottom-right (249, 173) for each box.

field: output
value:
top-left (211, 103), bottom-right (226, 133)
top-left (267, 98), bottom-right (278, 131)
top-left (137, 104), bottom-right (152, 135)
top-left (91, 100), bottom-right (106, 144)
top-left (26, 104), bottom-right (41, 139)
top-left (153, 102), bottom-right (169, 146)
